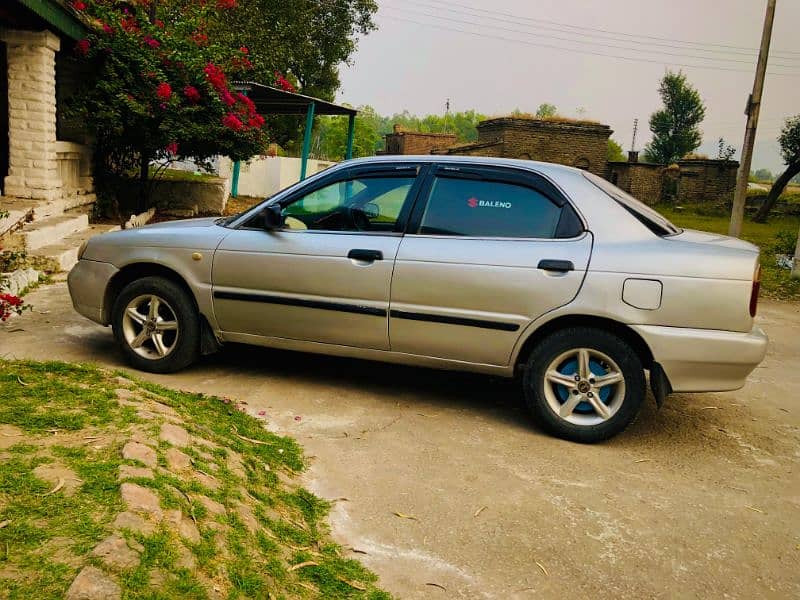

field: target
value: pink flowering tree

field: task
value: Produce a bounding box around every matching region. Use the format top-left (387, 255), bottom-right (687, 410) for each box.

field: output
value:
top-left (68, 0), bottom-right (286, 212)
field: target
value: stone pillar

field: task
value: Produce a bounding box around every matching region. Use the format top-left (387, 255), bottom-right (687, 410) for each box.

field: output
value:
top-left (791, 226), bottom-right (800, 280)
top-left (0, 30), bottom-right (62, 200)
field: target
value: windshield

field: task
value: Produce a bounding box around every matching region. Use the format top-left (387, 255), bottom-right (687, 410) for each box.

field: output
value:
top-left (583, 171), bottom-right (681, 236)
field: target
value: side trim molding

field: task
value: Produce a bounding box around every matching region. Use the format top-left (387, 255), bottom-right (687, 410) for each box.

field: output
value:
top-left (389, 309), bottom-right (520, 332)
top-left (213, 291), bottom-right (387, 317)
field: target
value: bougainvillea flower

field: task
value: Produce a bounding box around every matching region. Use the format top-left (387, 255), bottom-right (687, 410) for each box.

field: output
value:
top-left (156, 82), bottom-right (172, 101)
top-left (204, 63), bottom-right (227, 91)
top-left (75, 39), bottom-right (90, 56)
top-left (183, 86), bottom-right (201, 103)
top-left (222, 113), bottom-right (244, 131)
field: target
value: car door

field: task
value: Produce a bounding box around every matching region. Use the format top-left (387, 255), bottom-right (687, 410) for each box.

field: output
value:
top-left (389, 163), bottom-right (592, 365)
top-left (213, 163), bottom-right (424, 350)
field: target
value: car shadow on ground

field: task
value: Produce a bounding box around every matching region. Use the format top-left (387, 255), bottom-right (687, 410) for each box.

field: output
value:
top-left (184, 342), bottom-right (705, 444)
top-left (80, 330), bottom-right (753, 453)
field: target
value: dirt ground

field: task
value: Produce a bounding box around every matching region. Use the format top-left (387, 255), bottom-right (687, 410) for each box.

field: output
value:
top-left (1, 279), bottom-right (799, 599)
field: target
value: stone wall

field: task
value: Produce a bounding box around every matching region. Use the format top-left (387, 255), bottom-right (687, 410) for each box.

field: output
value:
top-left (442, 118), bottom-right (612, 177)
top-left (149, 177), bottom-right (229, 216)
top-left (1, 29), bottom-right (93, 201)
top-left (383, 125), bottom-right (457, 155)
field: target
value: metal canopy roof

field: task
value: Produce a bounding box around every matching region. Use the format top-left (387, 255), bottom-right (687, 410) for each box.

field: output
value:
top-left (232, 81), bottom-right (357, 117)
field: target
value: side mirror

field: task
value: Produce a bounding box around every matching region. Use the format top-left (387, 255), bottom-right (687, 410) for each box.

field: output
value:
top-left (261, 204), bottom-right (284, 231)
top-left (361, 202), bottom-right (380, 219)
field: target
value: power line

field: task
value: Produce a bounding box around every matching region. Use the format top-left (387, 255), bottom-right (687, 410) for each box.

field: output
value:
top-left (382, 4), bottom-right (800, 69)
top-left (379, 13), bottom-right (800, 77)
top-left (419, 0), bottom-right (800, 59)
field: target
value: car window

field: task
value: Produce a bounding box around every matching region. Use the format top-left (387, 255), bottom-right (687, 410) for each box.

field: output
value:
top-left (282, 176), bottom-right (415, 232)
top-left (418, 176), bottom-right (562, 238)
top-left (583, 171), bottom-right (680, 236)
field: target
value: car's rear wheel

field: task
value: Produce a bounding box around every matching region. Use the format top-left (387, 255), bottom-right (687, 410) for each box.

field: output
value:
top-left (522, 327), bottom-right (645, 442)
top-left (112, 276), bottom-right (199, 373)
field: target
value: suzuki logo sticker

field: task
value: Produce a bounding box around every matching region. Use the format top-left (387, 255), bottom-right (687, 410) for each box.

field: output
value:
top-left (467, 197), bottom-right (511, 209)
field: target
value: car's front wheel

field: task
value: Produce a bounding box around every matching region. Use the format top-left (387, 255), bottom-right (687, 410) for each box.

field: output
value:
top-left (522, 327), bottom-right (645, 442)
top-left (112, 276), bottom-right (200, 373)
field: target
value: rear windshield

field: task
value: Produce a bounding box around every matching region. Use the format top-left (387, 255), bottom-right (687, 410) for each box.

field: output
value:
top-left (583, 171), bottom-right (681, 236)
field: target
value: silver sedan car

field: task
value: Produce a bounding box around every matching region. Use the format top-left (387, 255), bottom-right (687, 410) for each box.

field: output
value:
top-left (68, 156), bottom-right (768, 442)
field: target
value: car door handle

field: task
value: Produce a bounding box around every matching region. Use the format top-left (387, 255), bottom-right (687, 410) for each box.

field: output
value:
top-left (538, 259), bottom-right (574, 272)
top-left (348, 249), bottom-right (383, 262)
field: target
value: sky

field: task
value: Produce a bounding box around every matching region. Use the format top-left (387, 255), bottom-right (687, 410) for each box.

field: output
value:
top-left (336, 0), bottom-right (800, 173)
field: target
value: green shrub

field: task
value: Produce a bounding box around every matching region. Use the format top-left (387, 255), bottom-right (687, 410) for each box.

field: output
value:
top-left (773, 230), bottom-right (797, 256)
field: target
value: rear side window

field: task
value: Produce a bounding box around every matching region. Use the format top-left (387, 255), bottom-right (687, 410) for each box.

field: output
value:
top-left (418, 176), bottom-right (564, 238)
top-left (583, 171), bottom-right (680, 236)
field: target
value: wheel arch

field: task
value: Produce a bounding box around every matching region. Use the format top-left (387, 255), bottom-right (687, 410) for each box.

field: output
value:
top-left (514, 314), bottom-right (655, 376)
top-left (104, 262), bottom-right (220, 354)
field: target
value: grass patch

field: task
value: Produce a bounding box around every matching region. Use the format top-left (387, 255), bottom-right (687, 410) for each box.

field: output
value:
top-left (149, 167), bottom-right (218, 183)
top-left (655, 205), bottom-right (800, 301)
top-left (0, 360), bottom-right (389, 598)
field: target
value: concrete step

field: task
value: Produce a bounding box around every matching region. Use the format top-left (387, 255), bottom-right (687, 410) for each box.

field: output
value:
top-left (63, 192), bottom-right (97, 211)
top-left (16, 213), bottom-right (89, 251)
top-left (0, 203), bottom-right (34, 237)
top-left (32, 223), bottom-right (120, 272)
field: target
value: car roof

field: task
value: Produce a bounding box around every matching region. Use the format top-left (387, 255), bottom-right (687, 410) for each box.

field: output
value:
top-left (343, 154), bottom-right (586, 179)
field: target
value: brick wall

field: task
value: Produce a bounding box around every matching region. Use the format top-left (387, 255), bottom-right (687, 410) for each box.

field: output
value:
top-left (608, 159), bottom-right (738, 206)
top-left (607, 162), bottom-right (664, 205)
top-left (675, 159), bottom-right (738, 204)
top-left (383, 126), bottom-right (457, 155)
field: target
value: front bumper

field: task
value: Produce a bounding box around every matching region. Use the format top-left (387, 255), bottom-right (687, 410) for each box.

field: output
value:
top-left (67, 259), bottom-right (119, 325)
top-left (632, 324), bottom-right (768, 393)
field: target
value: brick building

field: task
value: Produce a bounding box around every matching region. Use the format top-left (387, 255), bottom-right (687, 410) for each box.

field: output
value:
top-left (382, 125), bottom-right (457, 155)
top-left (1, 0), bottom-right (94, 202)
top-left (434, 117), bottom-right (612, 177)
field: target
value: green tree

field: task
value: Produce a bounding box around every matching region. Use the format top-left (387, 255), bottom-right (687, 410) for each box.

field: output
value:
top-left (314, 105), bottom-right (381, 159)
top-left (373, 109), bottom-right (487, 151)
top-left (215, 0), bottom-right (376, 100)
top-left (71, 0), bottom-right (268, 213)
top-left (754, 168), bottom-right (774, 182)
top-left (607, 138), bottom-right (626, 162)
top-left (753, 115), bottom-right (800, 222)
top-left (208, 0), bottom-right (377, 150)
top-left (643, 71), bottom-right (706, 164)
top-left (536, 103), bottom-right (558, 118)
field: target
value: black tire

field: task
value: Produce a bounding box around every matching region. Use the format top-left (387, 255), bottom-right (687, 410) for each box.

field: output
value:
top-left (112, 276), bottom-right (200, 373)
top-left (521, 327), bottom-right (645, 443)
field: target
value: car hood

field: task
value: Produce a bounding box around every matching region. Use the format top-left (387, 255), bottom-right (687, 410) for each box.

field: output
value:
top-left (140, 217), bottom-right (222, 230)
top-left (82, 217), bottom-right (232, 262)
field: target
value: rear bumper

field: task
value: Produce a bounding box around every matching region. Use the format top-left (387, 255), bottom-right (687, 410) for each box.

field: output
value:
top-left (632, 324), bottom-right (768, 392)
top-left (67, 259), bottom-right (118, 325)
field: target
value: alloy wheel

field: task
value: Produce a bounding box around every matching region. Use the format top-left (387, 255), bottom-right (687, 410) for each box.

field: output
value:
top-left (121, 294), bottom-right (180, 360)
top-left (542, 347), bottom-right (626, 426)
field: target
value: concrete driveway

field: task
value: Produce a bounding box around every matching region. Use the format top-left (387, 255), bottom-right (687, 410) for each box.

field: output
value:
top-left (2, 279), bottom-right (799, 598)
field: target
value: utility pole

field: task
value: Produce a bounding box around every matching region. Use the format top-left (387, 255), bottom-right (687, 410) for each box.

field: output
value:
top-left (729, 0), bottom-right (776, 238)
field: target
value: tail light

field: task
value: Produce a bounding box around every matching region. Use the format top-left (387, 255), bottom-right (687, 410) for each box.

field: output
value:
top-left (749, 263), bottom-right (761, 317)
